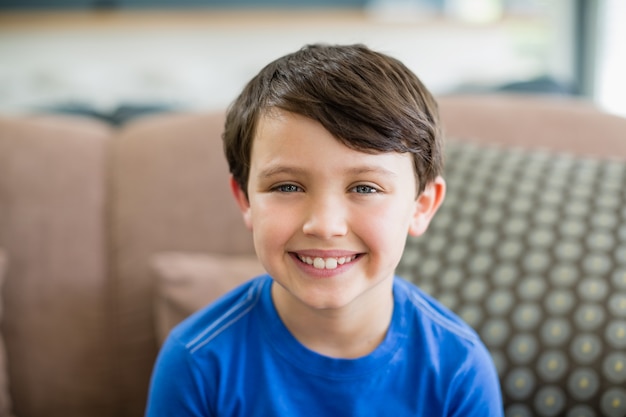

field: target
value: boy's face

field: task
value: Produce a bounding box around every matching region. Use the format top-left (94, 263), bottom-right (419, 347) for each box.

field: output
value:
top-left (231, 110), bottom-right (444, 314)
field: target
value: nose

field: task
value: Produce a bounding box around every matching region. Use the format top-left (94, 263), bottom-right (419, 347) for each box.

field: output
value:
top-left (302, 194), bottom-right (348, 239)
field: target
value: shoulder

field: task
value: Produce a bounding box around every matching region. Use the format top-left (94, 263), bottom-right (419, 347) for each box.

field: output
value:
top-left (167, 275), bottom-right (270, 354)
top-left (147, 276), bottom-right (272, 416)
top-left (394, 277), bottom-right (503, 414)
top-left (394, 277), bottom-right (477, 339)
top-left (393, 277), bottom-right (491, 362)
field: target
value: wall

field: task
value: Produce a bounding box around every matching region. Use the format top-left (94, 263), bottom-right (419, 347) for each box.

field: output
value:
top-left (0, 8), bottom-right (560, 115)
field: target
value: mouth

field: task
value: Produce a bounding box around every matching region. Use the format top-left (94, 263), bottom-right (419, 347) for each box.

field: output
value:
top-left (292, 253), bottom-right (361, 270)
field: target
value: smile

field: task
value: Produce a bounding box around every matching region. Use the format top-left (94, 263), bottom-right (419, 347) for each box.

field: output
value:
top-left (296, 254), bottom-right (359, 270)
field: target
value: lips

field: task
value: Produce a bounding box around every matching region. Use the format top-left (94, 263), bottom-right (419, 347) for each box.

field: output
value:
top-left (295, 254), bottom-right (359, 270)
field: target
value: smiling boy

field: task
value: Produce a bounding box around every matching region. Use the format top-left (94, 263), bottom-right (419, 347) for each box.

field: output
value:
top-left (145, 44), bottom-right (503, 416)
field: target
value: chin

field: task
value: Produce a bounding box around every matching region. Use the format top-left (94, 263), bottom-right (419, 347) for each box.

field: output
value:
top-left (298, 290), bottom-right (362, 311)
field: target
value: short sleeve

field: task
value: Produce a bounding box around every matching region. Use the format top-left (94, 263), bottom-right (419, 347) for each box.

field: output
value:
top-left (447, 341), bottom-right (504, 417)
top-left (145, 334), bottom-right (213, 417)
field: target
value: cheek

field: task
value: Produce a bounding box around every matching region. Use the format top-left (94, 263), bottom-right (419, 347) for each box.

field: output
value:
top-left (250, 199), bottom-right (297, 246)
top-left (356, 201), bottom-right (414, 251)
top-left (374, 197), bottom-right (415, 229)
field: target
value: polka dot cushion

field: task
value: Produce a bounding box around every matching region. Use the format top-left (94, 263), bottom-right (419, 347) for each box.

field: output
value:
top-left (397, 141), bottom-right (626, 417)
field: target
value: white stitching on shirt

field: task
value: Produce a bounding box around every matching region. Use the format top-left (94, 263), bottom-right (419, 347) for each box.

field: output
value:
top-left (186, 279), bottom-right (264, 354)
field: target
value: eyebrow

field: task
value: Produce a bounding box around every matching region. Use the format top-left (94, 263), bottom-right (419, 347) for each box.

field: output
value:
top-left (257, 165), bottom-right (307, 179)
top-left (345, 166), bottom-right (399, 178)
top-left (257, 165), bottom-right (398, 179)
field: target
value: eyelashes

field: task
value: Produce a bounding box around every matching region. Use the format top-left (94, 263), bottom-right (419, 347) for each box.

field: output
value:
top-left (271, 183), bottom-right (381, 194)
top-left (273, 184), bottom-right (303, 193)
top-left (351, 185), bottom-right (379, 194)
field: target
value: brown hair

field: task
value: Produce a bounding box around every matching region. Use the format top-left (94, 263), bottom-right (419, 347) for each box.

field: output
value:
top-left (223, 43), bottom-right (443, 197)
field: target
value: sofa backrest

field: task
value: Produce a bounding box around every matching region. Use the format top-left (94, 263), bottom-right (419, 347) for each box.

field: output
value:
top-left (0, 115), bottom-right (115, 417)
top-left (439, 93), bottom-right (626, 160)
top-left (108, 111), bottom-right (255, 416)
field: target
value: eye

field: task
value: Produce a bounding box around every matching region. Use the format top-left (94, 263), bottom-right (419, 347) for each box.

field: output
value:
top-left (351, 185), bottom-right (379, 194)
top-left (274, 184), bottom-right (303, 193)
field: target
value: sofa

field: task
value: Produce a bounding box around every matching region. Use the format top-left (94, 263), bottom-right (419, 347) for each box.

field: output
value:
top-left (1, 93), bottom-right (625, 417)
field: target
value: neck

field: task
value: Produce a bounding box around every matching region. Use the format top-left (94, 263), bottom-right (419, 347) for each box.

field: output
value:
top-left (271, 280), bottom-right (394, 359)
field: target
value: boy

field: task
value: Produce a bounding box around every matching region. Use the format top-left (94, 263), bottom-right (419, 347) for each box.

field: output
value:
top-left (145, 44), bottom-right (503, 416)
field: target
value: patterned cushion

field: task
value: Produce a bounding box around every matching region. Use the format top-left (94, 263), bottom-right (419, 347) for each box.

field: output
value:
top-left (397, 141), bottom-right (626, 417)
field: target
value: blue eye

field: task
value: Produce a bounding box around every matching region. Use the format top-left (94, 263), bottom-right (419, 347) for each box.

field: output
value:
top-left (275, 184), bottom-right (302, 193)
top-left (353, 185), bottom-right (378, 194)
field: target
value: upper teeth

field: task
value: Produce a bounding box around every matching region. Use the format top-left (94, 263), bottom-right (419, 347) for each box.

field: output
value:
top-left (298, 255), bottom-right (356, 270)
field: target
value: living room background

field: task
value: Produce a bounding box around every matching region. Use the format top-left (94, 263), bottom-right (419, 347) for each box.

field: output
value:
top-left (0, 0), bottom-right (623, 118)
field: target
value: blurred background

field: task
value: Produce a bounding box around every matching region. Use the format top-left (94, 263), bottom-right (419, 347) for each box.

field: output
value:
top-left (0, 0), bottom-right (624, 120)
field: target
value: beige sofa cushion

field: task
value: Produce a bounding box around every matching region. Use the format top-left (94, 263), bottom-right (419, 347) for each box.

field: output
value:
top-left (439, 94), bottom-right (626, 161)
top-left (0, 115), bottom-right (114, 417)
top-left (151, 252), bottom-right (265, 345)
top-left (0, 249), bottom-right (14, 417)
top-left (109, 112), bottom-right (255, 415)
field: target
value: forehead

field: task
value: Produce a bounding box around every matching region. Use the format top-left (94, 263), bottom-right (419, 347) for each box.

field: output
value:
top-left (250, 110), bottom-right (415, 180)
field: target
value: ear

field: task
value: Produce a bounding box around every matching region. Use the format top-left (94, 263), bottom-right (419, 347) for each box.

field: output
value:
top-left (408, 176), bottom-right (446, 237)
top-left (229, 176), bottom-right (253, 230)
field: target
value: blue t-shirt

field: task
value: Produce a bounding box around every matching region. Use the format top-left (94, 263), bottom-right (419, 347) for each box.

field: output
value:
top-left (146, 275), bottom-right (503, 416)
